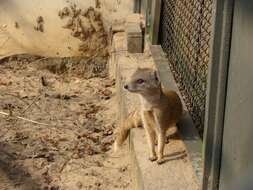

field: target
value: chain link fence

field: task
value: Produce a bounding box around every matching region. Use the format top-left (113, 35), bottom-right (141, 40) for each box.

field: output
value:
top-left (159, 0), bottom-right (213, 136)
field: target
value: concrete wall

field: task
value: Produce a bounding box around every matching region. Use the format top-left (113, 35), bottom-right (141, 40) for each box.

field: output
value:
top-left (100, 0), bottom-right (134, 31)
top-left (0, 0), bottom-right (134, 58)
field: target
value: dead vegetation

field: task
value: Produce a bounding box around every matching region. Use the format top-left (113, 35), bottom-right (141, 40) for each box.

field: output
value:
top-left (0, 55), bottom-right (132, 190)
top-left (58, 4), bottom-right (108, 57)
top-left (34, 16), bottom-right (44, 32)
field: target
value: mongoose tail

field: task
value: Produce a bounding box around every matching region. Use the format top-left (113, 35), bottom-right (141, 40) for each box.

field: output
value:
top-left (113, 110), bottom-right (141, 152)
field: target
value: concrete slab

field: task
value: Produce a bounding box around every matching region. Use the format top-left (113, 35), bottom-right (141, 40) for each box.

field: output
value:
top-left (126, 24), bottom-right (143, 53)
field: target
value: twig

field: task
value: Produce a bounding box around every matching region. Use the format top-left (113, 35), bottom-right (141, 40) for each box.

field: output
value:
top-left (86, 47), bottom-right (104, 63)
top-left (30, 57), bottom-right (49, 64)
top-left (2, 93), bottom-right (29, 104)
top-left (59, 141), bottom-right (79, 173)
top-left (109, 49), bottom-right (128, 54)
top-left (0, 111), bottom-right (50, 126)
top-left (21, 94), bottom-right (42, 114)
top-left (1, 93), bottom-right (41, 111)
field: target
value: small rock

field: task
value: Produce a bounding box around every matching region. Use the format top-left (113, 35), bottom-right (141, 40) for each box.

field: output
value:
top-left (100, 144), bottom-right (110, 152)
top-left (42, 186), bottom-right (49, 190)
top-left (58, 7), bottom-right (70, 18)
top-left (95, 160), bottom-right (104, 167)
top-left (101, 89), bottom-right (112, 96)
top-left (14, 21), bottom-right (19, 29)
top-left (37, 16), bottom-right (44, 23)
top-left (46, 152), bottom-right (55, 162)
top-left (76, 181), bottom-right (83, 189)
top-left (84, 172), bottom-right (89, 176)
top-left (90, 169), bottom-right (98, 176)
top-left (41, 76), bottom-right (48, 86)
top-left (95, 181), bottom-right (101, 187)
top-left (0, 79), bottom-right (11, 86)
top-left (95, 0), bottom-right (101, 8)
top-left (119, 166), bottom-right (127, 172)
top-left (122, 182), bottom-right (130, 188)
top-left (50, 186), bottom-right (59, 190)
top-left (103, 128), bottom-right (113, 136)
top-left (72, 153), bottom-right (80, 159)
top-left (104, 79), bottom-right (115, 87)
top-left (63, 18), bottom-right (74, 29)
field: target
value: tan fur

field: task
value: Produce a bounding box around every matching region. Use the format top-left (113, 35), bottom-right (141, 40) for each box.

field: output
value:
top-left (141, 89), bottom-right (183, 164)
top-left (114, 68), bottom-right (183, 164)
top-left (114, 110), bottom-right (141, 152)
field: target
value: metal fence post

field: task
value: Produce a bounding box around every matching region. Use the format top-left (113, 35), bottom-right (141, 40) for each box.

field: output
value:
top-left (150, 0), bottom-right (162, 44)
top-left (203, 0), bottom-right (235, 189)
top-left (134, 0), bottom-right (141, 13)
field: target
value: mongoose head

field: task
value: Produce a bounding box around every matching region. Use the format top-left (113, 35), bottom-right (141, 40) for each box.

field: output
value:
top-left (124, 68), bottom-right (160, 95)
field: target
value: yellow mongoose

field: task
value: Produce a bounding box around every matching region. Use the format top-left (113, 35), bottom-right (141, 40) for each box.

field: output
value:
top-left (114, 68), bottom-right (183, 164)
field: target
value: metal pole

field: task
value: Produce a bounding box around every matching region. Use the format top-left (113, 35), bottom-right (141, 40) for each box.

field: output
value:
top-left (202, 0), bottom-right (235, 189)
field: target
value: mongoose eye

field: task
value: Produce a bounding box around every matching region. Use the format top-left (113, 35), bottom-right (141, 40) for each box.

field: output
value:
top-left (136, 79), bottom-right (145, 84)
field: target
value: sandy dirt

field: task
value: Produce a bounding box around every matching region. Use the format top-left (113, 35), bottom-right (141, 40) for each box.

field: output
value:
top-left (0, 55), bottom-right (132, 190)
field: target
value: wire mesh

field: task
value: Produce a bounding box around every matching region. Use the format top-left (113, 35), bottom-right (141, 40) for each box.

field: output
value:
top-left (160, 0), bottom-right (213, 136)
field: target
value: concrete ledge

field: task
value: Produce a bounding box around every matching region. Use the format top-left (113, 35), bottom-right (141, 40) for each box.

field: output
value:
top-left (117, 61), bottom-right (147, 190)
top-left (111, 31), bottom-right (200, 190)
top-left (149, 45), bottom-right (203, 183)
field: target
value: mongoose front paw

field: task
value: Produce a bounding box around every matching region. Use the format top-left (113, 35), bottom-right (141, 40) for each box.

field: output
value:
top-left (157, 159), bottom-right (164, 165)
top-left (166, 138), bottom-right (170, 144)
top-left (155, 138), bottom-right (169, 145)
top-left (149, 156), bottom-right (158, 162)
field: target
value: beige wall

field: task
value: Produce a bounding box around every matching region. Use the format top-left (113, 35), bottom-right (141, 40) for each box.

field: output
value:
top-left (100, 0), bottom-right (134, 31)
top-left (0, 0), bottom-right (133, 58)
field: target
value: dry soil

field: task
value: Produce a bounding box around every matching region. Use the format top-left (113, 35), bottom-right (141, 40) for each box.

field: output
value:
top-left (0, 55), bottom-right (132, 190)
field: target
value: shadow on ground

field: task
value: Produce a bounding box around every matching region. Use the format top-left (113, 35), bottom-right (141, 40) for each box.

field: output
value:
top-left (0, 142), bottom-right (44, 190)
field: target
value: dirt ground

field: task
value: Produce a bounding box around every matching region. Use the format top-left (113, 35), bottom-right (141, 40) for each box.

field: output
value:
top-left (0, 55), bottom-right (132, 190)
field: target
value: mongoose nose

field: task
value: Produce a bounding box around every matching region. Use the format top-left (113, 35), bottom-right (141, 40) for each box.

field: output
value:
top-left (124, 85), bottom-right (128, 89)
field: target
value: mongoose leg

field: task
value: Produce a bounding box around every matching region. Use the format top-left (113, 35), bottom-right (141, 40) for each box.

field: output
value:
top-left (157, 130), bottom-right (166, 164)
top-left (142, 111), bottom-right (157, 161)
top-left (145, 129), bottom-right (157, 161)
top-left (153, 113), bottom-right (166, 164)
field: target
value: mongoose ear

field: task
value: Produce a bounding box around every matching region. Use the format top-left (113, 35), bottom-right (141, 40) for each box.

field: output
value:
top-left (152, 70), bottom-right (160, 82)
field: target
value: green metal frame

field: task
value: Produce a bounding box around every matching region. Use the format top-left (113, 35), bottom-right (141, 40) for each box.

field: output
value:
top-left (134, 0), bottom-right (141, 13)
top-left (149, 0), bottom-right (162, 44)
top-left (202, 0), bottom-right (235, 189)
